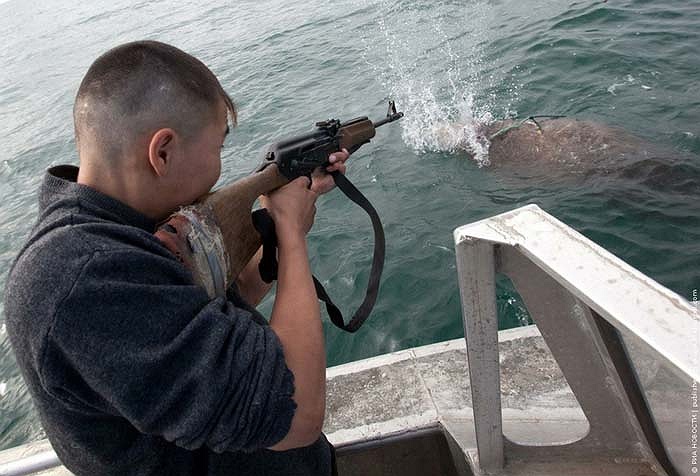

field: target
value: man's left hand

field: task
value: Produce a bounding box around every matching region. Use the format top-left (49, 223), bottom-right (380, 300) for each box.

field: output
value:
top-left (310, 148), bottom-right (350, 195)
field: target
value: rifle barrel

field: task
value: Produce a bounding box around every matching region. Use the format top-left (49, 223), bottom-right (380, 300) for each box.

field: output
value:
top-left (373, 111), bottom-right (404, 128)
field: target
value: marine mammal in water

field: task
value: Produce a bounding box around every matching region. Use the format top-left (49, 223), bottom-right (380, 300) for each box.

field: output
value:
top-left (432, 116), bottom-right (700, 194)
top-left (436, 117), bottom-right (668, 172)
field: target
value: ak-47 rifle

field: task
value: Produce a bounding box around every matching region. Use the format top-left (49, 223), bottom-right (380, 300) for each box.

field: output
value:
top-left (155, 101), bottom-right (404, 332)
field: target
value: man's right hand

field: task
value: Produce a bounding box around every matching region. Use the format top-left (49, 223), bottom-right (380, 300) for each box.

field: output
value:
top-left (262, 175), bottom-right (327, 451)
top-left (259, 176), bottom-right (318, 239)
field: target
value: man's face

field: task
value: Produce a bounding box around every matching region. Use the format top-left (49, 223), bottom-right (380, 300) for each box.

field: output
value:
top-left (175, 101), bottom-right (229, 205)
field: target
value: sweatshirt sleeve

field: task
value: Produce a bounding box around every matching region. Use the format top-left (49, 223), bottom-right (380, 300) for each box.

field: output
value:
top-left (41, 247), bottom-right (296, 453)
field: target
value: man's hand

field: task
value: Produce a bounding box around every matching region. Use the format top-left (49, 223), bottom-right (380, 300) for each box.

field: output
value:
top-left (264, 174), bottom-right (328, 452)
top-left (310, 148), bottom-right (350, 195)
top-left (239, 149), bottom-right (349, 307)
top-left (260, 176), bottom-right (318, 238)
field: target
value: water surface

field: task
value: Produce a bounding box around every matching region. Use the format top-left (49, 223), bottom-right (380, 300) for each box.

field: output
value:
top-left (1, 0), bottom-right (698, 450)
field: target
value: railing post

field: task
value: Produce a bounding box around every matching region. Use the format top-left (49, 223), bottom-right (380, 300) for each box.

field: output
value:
top-left (455, 238), bottom-right (504, 472)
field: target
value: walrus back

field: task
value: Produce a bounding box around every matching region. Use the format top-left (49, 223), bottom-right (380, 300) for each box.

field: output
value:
top-left (484, 118), bottom-right (656, 169)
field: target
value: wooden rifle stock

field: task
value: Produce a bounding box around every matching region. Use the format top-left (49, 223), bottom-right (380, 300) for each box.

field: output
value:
top-left (154, 163), bottom-right (289, 297)
top-left (202, 163), bottom-right (290, 282)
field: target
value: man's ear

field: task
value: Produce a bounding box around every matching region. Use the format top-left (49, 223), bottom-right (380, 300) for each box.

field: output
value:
top-left (148, 128), bottom-right (176, 177)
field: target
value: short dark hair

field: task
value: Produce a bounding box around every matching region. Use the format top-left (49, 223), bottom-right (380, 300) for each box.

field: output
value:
top-left (74, 40), bottom-right (236, 162)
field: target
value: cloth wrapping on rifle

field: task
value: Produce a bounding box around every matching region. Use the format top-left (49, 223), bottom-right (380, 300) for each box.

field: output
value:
top-left (155, 206), bottom-right (230, 298)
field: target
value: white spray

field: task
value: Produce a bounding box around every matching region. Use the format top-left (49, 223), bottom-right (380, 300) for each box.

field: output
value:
top-left (360, 0), bottom-right (520, 166)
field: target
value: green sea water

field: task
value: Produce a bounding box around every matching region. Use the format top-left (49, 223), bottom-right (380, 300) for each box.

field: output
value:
top-left (1, 0), bottom-right (698, 450)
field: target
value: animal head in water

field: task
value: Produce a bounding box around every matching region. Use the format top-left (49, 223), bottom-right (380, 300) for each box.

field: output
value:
top-left (431, 120), bottom-right (492, 165)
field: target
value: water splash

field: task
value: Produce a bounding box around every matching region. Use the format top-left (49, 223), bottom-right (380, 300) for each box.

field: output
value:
top-left (359, 0), bottom-right (520, 166)
top-left (607, 74), bottom-right (636, 96)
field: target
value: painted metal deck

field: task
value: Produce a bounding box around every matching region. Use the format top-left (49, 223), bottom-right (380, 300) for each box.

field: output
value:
top-left (0, 326), bottom-right (604, 476)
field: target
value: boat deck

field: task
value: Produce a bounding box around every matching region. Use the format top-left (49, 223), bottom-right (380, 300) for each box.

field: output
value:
top-left (0, 325), bottom-right (662, 476)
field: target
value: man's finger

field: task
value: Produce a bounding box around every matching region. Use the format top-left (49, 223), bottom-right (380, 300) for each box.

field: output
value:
top-left (291, 176), bottom-right (312, 188)
top-left (328, 149), bottom-right (349, 164)
top-left (332, 164), bottom-right (346, 175)
top-left (326, 163), bottom-right (346, 174)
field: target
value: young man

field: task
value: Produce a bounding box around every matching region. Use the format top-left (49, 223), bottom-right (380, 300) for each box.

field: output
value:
top-left (4, 40), bottom-right (348, 475)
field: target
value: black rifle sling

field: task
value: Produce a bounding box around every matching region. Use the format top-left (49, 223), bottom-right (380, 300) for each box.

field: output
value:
top-left (251, 171), bottom-right (385, 333)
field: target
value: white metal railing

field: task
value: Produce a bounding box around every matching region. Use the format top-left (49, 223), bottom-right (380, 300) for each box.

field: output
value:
top-left (454, 204), bottom-right (699, 476)
top-left (0, 448), bottom-right (60, 476)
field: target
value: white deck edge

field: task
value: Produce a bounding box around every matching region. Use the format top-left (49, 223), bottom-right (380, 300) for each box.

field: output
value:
top-left (325, 326), bottom-right (540, 380)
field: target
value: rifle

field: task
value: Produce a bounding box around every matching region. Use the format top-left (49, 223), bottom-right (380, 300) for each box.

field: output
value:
top-left (155, 101), bottom-right (404, 332)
